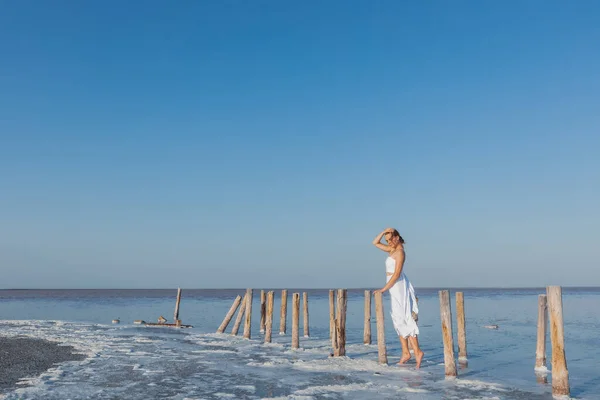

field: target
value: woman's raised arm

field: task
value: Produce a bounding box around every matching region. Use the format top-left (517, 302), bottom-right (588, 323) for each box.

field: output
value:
top-left (372, 228), bottom-right (393, 252)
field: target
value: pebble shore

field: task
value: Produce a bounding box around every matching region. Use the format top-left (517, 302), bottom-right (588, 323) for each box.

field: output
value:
top-left (0, 337), bottom-right (85, 394)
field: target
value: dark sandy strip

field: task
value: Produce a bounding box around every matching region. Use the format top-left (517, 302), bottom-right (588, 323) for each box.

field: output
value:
top-left (0, 337), bottom-right (86, 393)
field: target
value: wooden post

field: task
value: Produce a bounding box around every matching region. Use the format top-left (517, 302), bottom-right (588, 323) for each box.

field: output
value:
top-left (439, 290), bottom-right (457, 377)
top-left (243, 288), bottom-right (253, 339)
top-left (364, 290), bottom-right (371, 345)
top-left (217, 295), bottom-right (242, 333)
top-left (535, 294), bottom-right (548, 371)
top-left (291, 293), bottom-right (300, 349)
top-left (333, 289), bottom-right (347, 356)
top-left (260, 290), bottom-right (266, 334)
top-left (303, 292), bottom-right (310, 338)
top-left (264, 291), bottom-right (275, 343)
top-left (374, 291), bottom-right (387, 364)
top-left (547, 286), bottom-right (569, 397)
top-left (279, 289), bottom-right (288, 335)
top-left (174, 288), bottom-right (182, 322)
top-left (231, 294), bottom-right (247, 335)
top-left (329, 289), bottom-right (336, 348)
top-left (456, 291), bottom-right (467, 363)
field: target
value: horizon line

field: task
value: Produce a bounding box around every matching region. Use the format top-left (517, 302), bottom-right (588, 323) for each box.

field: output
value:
top-left (2, 285), bottom-right (599, 290)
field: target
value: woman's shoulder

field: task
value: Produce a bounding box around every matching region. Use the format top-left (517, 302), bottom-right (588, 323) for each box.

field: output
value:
top-left (389, 247), bottom-right (405, 258)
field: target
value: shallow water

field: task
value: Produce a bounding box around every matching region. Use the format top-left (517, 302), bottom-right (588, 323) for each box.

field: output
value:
top-left (0, 287), bottom-right (598, 399)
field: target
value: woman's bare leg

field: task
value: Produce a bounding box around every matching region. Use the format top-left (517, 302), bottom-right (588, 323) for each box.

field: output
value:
top-left (398, 336), bottom-right (411, 364)
top-left (408, 336), bottom-right (424, 368)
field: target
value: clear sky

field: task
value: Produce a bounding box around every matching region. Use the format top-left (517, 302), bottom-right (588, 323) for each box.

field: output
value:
top-left (1, 1), bottom-right (599, 289)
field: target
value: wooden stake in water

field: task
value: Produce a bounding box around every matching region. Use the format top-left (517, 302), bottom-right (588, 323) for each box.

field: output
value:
top-left (264, 291), bottom-right (275, 343)
top-left (174, 288), bottom-right (182, 322)
top-left (374, 291), bottom-right (387, 364)
top-left (292, 293), bottom-right (300, 349)
top-left (364, 290), bottom-right (372, 345)
top-left (535, 294), bottom-right (548, 371)
top-left (303, 292), bottom-right (310, 338)
top-left (260, 290), bottom-right (266, 334)
top-left (456, 291), bottom-right (468, 363)
top-left (243, 288), bottom-right (253, 339)
top-left (329, 289), bottom-right (336, 348)
top-left (547, 286), bottom-right (570, 397)
top-left (217, 295), bottom-right (242, 333)
top-left (231, 293), bottom-right (247, 336)
top-left (333, 289), bottom-right (347, 356)
top-left (439, 290), bottom-right (457, 377)
top-left (279, 289), bottom-right (288, 335)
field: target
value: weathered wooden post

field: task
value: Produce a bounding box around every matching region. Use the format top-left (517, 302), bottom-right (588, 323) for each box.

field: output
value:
top-left (439, 290), bottom-right (457, 378)
top-left (231, 293), bottom-right (247, 335)
top-left (217, 295), bottom-right (243, 333)
top-left (333, 289), bottom-right (347, 356)
top-left (456, 291), bottom-right (467, 363)
top-left (374, 291), bottom-right (387, 364)
top-left (303, 292), bottom-right (310, 338)
top-left (243, 288), bottom-right (253, 339)
top-left (279, 289), bottom-right (288, 335)
top-left (547, 286), bottom-right (569, 397)
top-left (292, 293), bottom-right (300, 349)
top-left (329, 289), bottom-right (336, 348)
top-left (260, 290), bottom-right (266, 334)
top-left (174, 288), bottom-right (182, 322)
top-left (364, 290), bottom-right (372, 345)
top-left (264, 291), bottom-right (275, 343)
top-left (535, 294), bottom-right (548, 371)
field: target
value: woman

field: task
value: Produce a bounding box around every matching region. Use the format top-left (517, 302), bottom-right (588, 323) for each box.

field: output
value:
top-left (373, 228), bottom-right (424, 368)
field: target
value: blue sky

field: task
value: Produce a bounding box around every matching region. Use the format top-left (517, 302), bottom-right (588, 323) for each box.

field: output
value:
top-left (1, 1), bottom-right (599, 289)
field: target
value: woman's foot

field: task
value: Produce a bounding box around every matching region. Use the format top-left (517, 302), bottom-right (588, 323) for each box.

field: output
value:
top-left (398, 353), bottom-right (411, 364)
top-left (415, 350), bottom-right (424, 369)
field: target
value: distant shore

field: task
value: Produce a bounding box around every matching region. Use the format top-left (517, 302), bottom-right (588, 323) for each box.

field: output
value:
top-left (0, 336), bottom-right (86, 394)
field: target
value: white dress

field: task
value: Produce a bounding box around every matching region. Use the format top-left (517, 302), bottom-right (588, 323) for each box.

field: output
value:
top-left (386, 254), bottom-right (419, 338)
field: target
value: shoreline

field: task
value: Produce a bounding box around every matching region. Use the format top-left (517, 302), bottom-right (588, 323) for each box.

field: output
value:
top-left (0, 336), bottom-right (86, 395)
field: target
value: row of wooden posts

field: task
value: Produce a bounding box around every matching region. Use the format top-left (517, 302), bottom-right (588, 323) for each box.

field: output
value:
top-left (215, 286), bottom-right (570, 397)
top-left (216, 289), bottom-right (347, 353)
top-left (216, 288), bottom-right (440, 362)
top-left (437, 287), bottom-right (569, 397)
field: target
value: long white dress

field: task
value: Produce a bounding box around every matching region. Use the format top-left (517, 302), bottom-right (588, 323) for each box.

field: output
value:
top-left (386, 254), bottom-right (419, 338)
